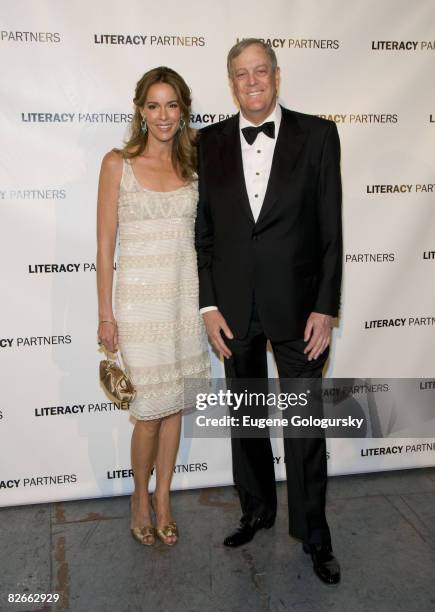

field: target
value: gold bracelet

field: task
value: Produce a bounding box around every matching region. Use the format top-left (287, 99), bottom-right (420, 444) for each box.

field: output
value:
top-left (99, 320), bottom-right (116, 325)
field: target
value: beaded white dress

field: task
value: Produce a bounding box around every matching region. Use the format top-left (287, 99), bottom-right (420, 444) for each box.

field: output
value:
top-left (115, 159), bottom-right (210, 420)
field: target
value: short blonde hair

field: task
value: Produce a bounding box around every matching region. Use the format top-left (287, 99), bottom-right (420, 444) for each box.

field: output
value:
top-left (227, 38), bottom-right (278, 77)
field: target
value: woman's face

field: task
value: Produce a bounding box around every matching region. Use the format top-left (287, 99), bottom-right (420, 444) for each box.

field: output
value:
top-left (141, 82), bottom-right (182, 143)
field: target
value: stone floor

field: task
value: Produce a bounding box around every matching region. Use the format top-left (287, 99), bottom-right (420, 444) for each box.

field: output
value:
top-left (1, 468), bottom-right (435, 612)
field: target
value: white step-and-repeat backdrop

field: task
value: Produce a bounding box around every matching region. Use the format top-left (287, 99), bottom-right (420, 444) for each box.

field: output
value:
top-left (1, 0), bottom-right (434, 506)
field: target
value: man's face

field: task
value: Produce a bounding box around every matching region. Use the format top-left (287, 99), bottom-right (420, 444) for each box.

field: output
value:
top-left (230, 44), bottom-right (280, 124)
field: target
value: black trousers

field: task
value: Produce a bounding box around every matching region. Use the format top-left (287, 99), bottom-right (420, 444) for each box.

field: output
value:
top-left (224, 301), bottom-right (331, 547)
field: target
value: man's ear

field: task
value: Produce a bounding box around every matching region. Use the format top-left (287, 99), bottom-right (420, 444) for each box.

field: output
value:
top-left (229, 76), bottom-right (239, 108)
top-left (275, 66), bottom-right (281, 93)
top-left (228, 75), bottom-right (234, 96)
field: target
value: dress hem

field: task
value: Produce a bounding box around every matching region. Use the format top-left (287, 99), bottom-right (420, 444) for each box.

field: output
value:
top-left (129, 405), bottom-right (183, 421)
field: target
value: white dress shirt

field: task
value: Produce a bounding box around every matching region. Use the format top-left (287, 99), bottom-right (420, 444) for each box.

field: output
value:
top-left (240, 103), bottom-right (281, 222)
top-left (200, 104), bottom-right (282, 314)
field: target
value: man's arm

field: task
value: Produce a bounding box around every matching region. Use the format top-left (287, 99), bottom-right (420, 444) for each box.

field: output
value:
top-left (195, 135), bottom-right (233, 358)
top-left (195, 135), bottom-right (217, 309)
top-left (313, 120), bottom-right (343, 316)
top-left (304, 121), bottom-right (342, 360)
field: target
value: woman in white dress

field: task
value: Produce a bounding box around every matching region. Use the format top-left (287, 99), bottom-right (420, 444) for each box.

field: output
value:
top-left (96, 67), bottom-right (210, 546)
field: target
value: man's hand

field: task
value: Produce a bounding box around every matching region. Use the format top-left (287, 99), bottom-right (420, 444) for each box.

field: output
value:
top-left (202, 310), bottom-right (233, 359)
top-left (303, 312), bottom-right (332, 361)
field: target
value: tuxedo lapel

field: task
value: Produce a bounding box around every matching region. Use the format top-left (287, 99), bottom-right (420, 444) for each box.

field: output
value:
top-left (220, 114), bottom-right (255, 224)
top-left (256, 107), bottom-right (308, 226)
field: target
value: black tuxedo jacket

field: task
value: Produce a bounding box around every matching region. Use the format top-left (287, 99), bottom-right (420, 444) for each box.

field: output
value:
top-left (195, 106), bottom-right (342, 341)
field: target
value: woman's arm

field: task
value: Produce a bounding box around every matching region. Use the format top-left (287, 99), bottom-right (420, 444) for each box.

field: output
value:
top-left (96, 150), bottom-right (123, 352)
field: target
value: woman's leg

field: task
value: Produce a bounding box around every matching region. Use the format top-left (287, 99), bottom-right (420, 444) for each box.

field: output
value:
top-left (153, 411), bottom-right (182, 544)
top-left (130, 419), bottom-right (161, 542)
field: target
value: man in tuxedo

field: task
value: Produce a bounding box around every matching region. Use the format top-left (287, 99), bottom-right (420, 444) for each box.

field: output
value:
top-left (195, 39), bottom-right (342, 584)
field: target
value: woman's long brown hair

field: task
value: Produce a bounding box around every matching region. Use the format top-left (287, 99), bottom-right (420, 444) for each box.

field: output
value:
top-left (116, 66), bottom-right (197, 181)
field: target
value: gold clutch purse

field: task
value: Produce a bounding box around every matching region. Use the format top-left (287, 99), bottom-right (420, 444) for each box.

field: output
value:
top-left (99, 352), bottom-right (136, 407)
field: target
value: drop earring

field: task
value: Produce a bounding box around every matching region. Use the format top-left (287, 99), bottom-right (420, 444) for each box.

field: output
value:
top-left (141, 117), bottom-right (147, 134)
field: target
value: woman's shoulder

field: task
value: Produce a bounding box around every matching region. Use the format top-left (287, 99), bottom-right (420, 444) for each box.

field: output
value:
top-left (99, 150), bottom-right (125, 188)
top-left (101, 149), bottom-right (124, 170)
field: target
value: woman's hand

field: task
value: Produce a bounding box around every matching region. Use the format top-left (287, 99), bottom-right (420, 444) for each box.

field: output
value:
top-left (98, 320), bottom-right (118, 353)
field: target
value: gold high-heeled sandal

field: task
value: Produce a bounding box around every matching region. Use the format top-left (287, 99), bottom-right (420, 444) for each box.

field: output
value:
top-left (151, 496), bottom-right (179, 546)
top-left (131, 525), bottom-right (156, 546)
top-left (155, 521), bottom-right (178, 547)
top-left (130, 495), bottom-right (155, 546)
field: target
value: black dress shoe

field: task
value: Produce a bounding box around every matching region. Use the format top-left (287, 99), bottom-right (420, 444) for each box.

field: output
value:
top-left (303, 543), bottom-right (341, 585)
top-left (223, 516), bottom-right (274, 547)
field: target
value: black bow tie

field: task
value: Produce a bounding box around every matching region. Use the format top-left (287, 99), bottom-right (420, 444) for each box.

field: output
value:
top-left (241, 121), bottom-right (275, 145)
